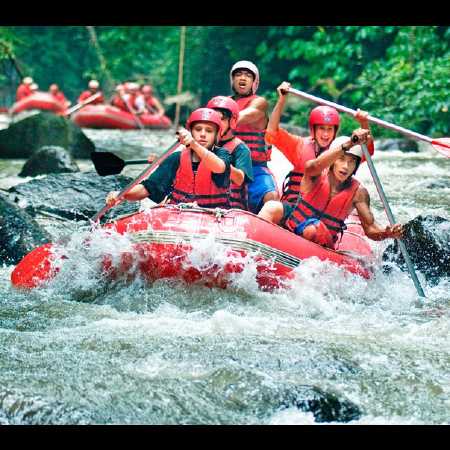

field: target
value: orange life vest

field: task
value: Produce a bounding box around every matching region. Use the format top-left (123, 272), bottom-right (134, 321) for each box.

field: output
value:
top-left (221, 137), bottom-right (248, 210)
top-left (285, 170), bottom-right (360, 247)
top-left (232, 95), bottom-right (272, 164)
top-left (170, 147), bottom-right (230, 209)
top-left (281, 136), bottom-right (320, 204)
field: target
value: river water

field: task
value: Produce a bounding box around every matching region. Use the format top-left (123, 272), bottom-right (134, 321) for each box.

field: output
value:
top-left (0, 127), bottom-right (449, 425)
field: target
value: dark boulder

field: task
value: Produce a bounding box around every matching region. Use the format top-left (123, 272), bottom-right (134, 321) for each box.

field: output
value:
top-left (383, 215), bottom-right (450, 282)
top-left (423, 178), bottom-right (450, 190)
top-left (0, 112), bottom-right (94, 159)
top-left (19, 146), bottom-right (80, 177)
top-left (375, 138), bottom-right (419, 153)
top-left (7, 171), bottom-right (139, 222)
top-left (0, 192), bottom-right (50, 266)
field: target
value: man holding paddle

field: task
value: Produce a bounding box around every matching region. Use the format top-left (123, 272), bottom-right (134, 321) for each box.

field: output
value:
top-left (266, 81), bottom-right (375, 205)
top-left (78, 80), bottom-right (104, 105)
top-left (230, 60), bottom-right (279, 214)
top-left (105, 108), bottom-right (232, 209)
top-left (258, 128), bottom-right (404, 248)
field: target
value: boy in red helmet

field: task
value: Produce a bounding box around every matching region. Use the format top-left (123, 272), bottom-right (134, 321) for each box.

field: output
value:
top-left (259, 128), bottom-right (403, 248)
top-left (206, 95), bottom-right (253, 210)
top-left (106, 108), bottom-right (232, 209)
top-left (16, 77), bottom-right (34, 101)
top-left (230, 60), bottom-right (279, 214)
top-left (266, 81), bottom-right (374, 205)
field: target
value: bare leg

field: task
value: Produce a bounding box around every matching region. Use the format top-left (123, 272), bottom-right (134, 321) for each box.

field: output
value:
top-left (262, 190), bottom-right (280, 205)
top-left (302, 224), bottom-right (317, 242)
top-left (258, 200), bottom-right (284, 224)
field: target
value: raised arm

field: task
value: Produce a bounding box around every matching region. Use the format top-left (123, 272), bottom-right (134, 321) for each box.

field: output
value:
top-left (266, 81), bottom-right (291, 135)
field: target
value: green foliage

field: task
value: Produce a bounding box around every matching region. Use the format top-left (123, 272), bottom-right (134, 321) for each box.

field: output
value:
top-left (0, 26), bottom-right (448, 137)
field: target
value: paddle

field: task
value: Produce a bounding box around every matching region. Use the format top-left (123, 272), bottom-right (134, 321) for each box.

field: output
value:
top-left (120, 92), bottom-right (145, 130)
top-left (287, 87), bottom-right (450, 158)
top-left (91, 151), bottom-right (150, 176)
top-left (64, 92), bottom-right (102, 116)
top-left (11, 139), bottom-right (182, 289)
top-left (91, 140), bottom-right (181, 223)
top-left (360, 142), bottom-right (426, 299)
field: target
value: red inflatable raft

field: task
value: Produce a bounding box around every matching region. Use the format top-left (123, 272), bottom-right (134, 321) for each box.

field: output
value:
top-left (10, 204), bottom-right (374, 292)
top-left (72, 104), bottom-right (172, 129)
top-left (10, 92), bottom-right (67, 115)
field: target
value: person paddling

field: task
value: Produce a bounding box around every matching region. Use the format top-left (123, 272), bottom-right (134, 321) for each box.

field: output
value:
top-left (230, 60), bottom-right (279, 214)
top-left (142, 85), bottom-right (165, 116)
top-left (258, 128), bottom-right (403, 248)
top-left (266, 81), bottom-right (375, 205)
top-left (49, 84), bottom-right (71, 109)
top-left (16, 76), bottom-right (34, 101)
top-left (78, 79), bottom-right (105, 105)
top-left (106, 108), bottom-right (232, 209)
top-left (111, 84), bottom-right (127, 110)
top-left (206, 96), bottom-right (253, 210)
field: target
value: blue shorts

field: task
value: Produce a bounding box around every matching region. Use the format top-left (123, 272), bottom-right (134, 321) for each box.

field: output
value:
top-left (247, 165), bottom-right (278, 214)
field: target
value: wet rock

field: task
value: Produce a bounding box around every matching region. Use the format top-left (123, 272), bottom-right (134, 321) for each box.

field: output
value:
top-left (0, 192), bottom-right (50, 265)
top-left (209, 368), bottom-right (361, 423)
top-left (423, 178), bottom-right (450, 190)
top-left (7, 171), bottom-right (139, 222)
top-left (280, 385), bottom-right (361, 423)
top-left (375, 138), bottom-right (419, 153)
top-left (0, 112), bottom-right (94, 159)
top-left (19, 146), bottom-right (80, 177)
top-left (383, 215), bottom-right (450, 282)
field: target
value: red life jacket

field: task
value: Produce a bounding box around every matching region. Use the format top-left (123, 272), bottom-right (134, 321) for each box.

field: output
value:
top-left (169, 147), bottom-right (230, 209)
top-left (111, 95), bottom-right (127, 111)
top-left (221, 137), bottom-right (248, 210)
top-left (78, 90), bottom-right (104, 104)
top-left (16, 84), bottom-right (32, 101)
top-left (285, 170), bottom-right (360, 247)
top-left (232, 95), bottom-right (271, 164)
top-left (281, 136), bottom-right (320, 204)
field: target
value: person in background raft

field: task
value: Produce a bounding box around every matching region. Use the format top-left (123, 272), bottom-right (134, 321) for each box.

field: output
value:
top-left (266, 81), bottom-right (375, 205)
top-left (206, 96), bottom-right (253, 210)
top-left (141, 85), bottom-right (165, 117)
top-left (122, 82), bottom-right (147, 115)
top-left (30, 83), bottom-right (39, 93)
top-left (16, 77), bottom-right (34, 101)
top-left (258, 128), bottom-right (404, 248)
top-left (49, 84), bottom-right (71, 109)
top-left (111, 84), bottom-right (127, 110)
top-left (78, 80), bottom-right (105, 105)
top-left (230, 60), bottom-right (279, 214)
top-left (106, 108), bottom-right (232, 209)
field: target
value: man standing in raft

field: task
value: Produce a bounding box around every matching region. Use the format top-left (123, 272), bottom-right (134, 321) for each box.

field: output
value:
top-left (266, 81), bottom-right (375, 205)
top-left (206, 96), bottom-right (253, 210)
top-left (258, 128), bottom-right (403, 248)
top-left (230, 61), bottom-right (279, 213)
top-left (106, 108), bottom-right (232, 209)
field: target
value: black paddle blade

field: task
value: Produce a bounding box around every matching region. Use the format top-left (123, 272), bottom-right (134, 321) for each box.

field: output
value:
top-left (91, 152), bottom-right (126, 176)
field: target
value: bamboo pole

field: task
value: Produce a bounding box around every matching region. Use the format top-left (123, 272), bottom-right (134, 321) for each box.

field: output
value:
top-left (86, 26), bottom-right (115, 95)
top-left (174, 26), bottom-right (186, 130)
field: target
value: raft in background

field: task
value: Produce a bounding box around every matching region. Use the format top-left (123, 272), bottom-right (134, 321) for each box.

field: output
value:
top-left (10, 92), bottom-right (67, 115)
top-left (10, 204), bottom-right (373, 292)
top-left (71, 104), bottom-right (172, 130)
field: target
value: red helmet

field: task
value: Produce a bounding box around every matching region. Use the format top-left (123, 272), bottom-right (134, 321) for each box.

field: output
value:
top-left (206, 96), bottom-right (239, 130)
top-left (186, 108), bottom-right (223, 139)
top-left (309, 106), bottom-right (340, 137)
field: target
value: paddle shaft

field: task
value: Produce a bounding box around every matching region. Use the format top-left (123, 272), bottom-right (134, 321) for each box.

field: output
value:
top-left (91, 140), bottom-right (181, 223)
top-left (287, 87), bottom-right (448, 149)
top-left (360, 143), bottom-right (426, 299)
top-left (65, 92), bottom-right (102, 116)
